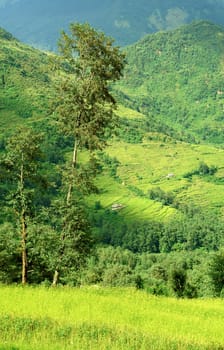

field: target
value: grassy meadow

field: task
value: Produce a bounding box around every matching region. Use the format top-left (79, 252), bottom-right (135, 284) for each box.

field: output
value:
top-left (0, 285), bottom-right (224, 349)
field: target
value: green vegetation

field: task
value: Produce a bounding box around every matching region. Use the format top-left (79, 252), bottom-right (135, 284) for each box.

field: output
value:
top-left (208, 249), bottom-right (224, 296)
top-left (0, 21), bottom-right (224, 298)
top-left (115, 21), bottom-right (224, 143)
top-left (50, 22), bottom-right (125, 285)
top-left (1, 18), bottom-right (224, 350)
top-left (0, 128), bottom-right (46, 284)
top-left (1, 22), bottom-right (224, 226)
top-left (88, 139), bottom-right (224, 224)
top-left (0, 285), bottom-right (224, 349)
top-left (0, 28), bottom-right (51, 135)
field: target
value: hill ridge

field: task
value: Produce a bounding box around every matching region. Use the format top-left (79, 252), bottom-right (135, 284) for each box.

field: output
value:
top-left (0, 27), bottom-right (17, 41)
top-left (1, 1), bottom-right (224, 49)
top-left (115, 20), bottom-right (224, 144)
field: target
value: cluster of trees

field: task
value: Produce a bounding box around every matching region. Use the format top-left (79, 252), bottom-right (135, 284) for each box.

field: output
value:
top-left (1, 234), bottom-right (224, 298)
top-left (0, 23), bottom-right (126, 286)
top-left (90, 206), bottom-right (224, 254)
top-left (183, 161), bottom-right (217, 178)
top-left (82, 246), bottom-right (224, 298)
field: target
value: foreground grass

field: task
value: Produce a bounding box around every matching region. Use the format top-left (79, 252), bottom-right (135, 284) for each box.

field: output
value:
top-left (0, 286), bottom-right (224, 349)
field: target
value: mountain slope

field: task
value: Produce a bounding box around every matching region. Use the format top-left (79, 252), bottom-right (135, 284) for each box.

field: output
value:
top-left (115, 21), bottom-right (224, 144)
top-left (89, 21), bottom-right (224, 225)
top-left (1, 0), bottom-right (224, 49)
top-left (0, 23), bottom-right (224, 229)
top-left (0, 27), bottom-right (52, 134)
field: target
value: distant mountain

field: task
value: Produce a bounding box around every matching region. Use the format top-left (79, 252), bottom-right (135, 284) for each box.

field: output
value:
top-left (1, 0), bottom-right (224, 49)
top-left (115, 20), bottom-right (224, 144)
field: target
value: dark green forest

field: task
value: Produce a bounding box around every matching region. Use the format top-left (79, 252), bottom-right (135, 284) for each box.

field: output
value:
top-left (0, 22), bottom-right (224, 298)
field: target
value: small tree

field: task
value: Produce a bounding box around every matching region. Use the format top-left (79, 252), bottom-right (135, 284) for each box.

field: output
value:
top-left (208, 249), bottom-right (224, 296)
top-left (170, 267), bottom-right (187, 297)
top-left (52, 23), bottom-right (126, 285)
top-left (51, 199), bottom-right (94, 285)
top-left (1, 128), bottom-right (45, 284)
top-left (135, 274), bottom-right (144, 289)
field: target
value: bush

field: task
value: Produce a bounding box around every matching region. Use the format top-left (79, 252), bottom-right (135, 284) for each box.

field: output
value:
top-left (135, 274), bottom-right (144, 289)
top-left (149, 187), bottom-right (175, 206)
top-left (146, 278), bottom-right (169, 296)
top-left (102, 265), bottom-right (133, 286)
top-left (208, 249), bottom-right (224, 296)
top-left (169, 267), bottom-right (187, 298)
top-left (183, 161), bottom-right (217, 178)
top-left (150, 264), bottom-right (168, 281)
top-left (184, 281), bottom-right (198, 299)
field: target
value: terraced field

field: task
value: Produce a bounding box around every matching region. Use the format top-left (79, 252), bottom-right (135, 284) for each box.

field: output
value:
top-left (88, 134), bottom-right (224, 222)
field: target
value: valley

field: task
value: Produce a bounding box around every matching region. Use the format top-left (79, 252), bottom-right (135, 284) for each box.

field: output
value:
top-left (0, 20), bottom-right (224, 299)
top-left (1, 14), bottom-right (224, 349)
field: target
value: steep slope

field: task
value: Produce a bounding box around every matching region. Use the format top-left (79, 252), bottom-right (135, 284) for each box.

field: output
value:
top-left (115, 21), bottom-right (224, 143)
top-left (1, 0), bottom-right (224, 49)
top-left (0, 27), bottom-right (52, 134)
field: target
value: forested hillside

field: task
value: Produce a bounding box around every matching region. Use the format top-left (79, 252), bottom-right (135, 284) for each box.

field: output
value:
top-left (1, 0), bottom-right (224, 49)
top-left (0, 22), bottom-right (224, 296)
top-left (115, 21), bottom-right (224, 143)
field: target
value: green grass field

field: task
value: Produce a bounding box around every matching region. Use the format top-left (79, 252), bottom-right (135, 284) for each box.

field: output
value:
top-left (0, 285), bottom-right (224, 349)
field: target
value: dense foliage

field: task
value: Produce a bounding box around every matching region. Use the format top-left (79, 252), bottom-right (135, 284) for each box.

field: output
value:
top-left (115, 21), bottom-right (224, 143)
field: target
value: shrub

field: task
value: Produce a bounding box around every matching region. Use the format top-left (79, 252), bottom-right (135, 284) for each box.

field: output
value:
top-left (102, 265), bottom-right (133, 286)
top-left (169, 267), bottom-right (187, 298)
top-left (135, 274), bottom-right (144, 289)
top-left (183, 161), bottom-right (217, 178)
top-left (208, 249), bottom-right (224, 296)
top-left (149, 187), bottom-right (175, 206)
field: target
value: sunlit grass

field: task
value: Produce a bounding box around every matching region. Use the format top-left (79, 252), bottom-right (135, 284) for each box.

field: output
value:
top-left (116, 105), bottom-right (145, 119)
top-left (0, 285), bottom-right (224, 349)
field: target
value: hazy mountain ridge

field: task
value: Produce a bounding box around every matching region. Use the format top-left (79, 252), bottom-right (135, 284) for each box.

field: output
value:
top-left (1, 0), bottom-right (224, 49)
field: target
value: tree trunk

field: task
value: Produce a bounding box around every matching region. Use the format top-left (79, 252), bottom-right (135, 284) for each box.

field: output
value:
top-left (52, 270), bottom-right (59, 287)
top-left (52, 139), bottom-right (79, 286)
top-left (2, 74), bottom-right (5, 87)
top-left (21, 210), bottom-right (27, 285)
top-left (20, 154), bottom-right (27, 285)
top-left (66, 139), bottom-right (78, 205)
